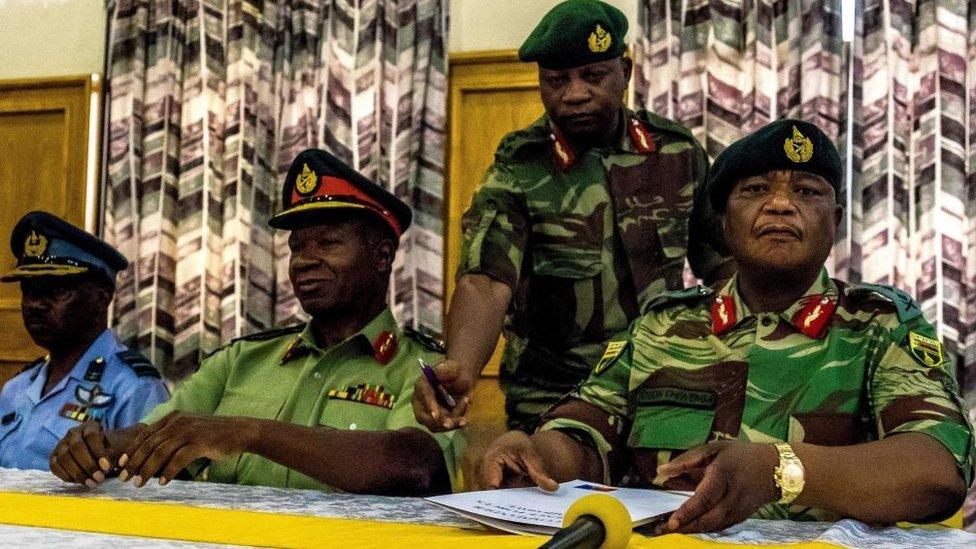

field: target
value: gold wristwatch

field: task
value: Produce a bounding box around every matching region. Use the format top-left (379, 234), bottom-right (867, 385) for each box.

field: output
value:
top-left (773, 442), bottom-right (805, 505)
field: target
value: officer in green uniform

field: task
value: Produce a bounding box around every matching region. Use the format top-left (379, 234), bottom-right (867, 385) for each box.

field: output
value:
top-left (415, 0), bottom-right (730, 431)
top-left (479, 119), bottom-right (974, 531)
top-left (50, 149), bottom-right (463, 496)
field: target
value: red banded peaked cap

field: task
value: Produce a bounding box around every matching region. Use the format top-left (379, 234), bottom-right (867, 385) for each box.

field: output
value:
top-left (268, 148), bottom-right (412, 238)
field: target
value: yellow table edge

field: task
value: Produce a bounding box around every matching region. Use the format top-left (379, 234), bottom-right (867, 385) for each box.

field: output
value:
top-left (0, 490), bottom-right (842, 548)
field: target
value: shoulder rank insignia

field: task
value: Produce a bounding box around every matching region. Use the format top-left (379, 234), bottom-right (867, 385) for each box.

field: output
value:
top-left (627, 117), bottom-right (656, 154)
top-left (593, 340), bottom-right (628, 376)
top-left (849, 283), bottom-right (922, 322)
top-left (907, 332), bottom-right (945, 368)
top-left (791, 295), bottom-right (837, 339)
top-left (373, 331), bottom-right (398, 365)
top-left (116, 350), bottom-right (161, 378)
top-left (711, 295), bottom-right (737, 335)
top-left (327, 383), bottom-right (395, 409)
top-left (280, 335), bottom-right (312, 365)
top-left (405, 327), bottom-right (446, 354)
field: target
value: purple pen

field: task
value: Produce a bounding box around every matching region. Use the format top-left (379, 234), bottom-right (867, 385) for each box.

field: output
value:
top-left (418, 358), bottom-right (458, 409)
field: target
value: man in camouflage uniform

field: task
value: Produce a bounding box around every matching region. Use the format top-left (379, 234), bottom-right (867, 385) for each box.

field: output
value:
top-left (50, 149), bottom-right (462, 496)
top-left (480, 119), bottom-right (974, 531)
top-left (414, 0), bottom-right (729, 431)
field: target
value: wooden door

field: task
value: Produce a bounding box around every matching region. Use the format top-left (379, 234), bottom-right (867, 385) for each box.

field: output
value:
top-left (0, 76), bottom-right (97, 385)
top-left (446, 51), bottom-right (543, 487)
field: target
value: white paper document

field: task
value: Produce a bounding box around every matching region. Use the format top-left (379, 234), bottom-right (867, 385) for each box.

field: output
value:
top-left (425, 480), bottom-right (691, 535)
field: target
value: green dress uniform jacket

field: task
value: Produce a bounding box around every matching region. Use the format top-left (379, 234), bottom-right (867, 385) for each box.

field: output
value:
top-left (144, 309), bottom-right (464, 492)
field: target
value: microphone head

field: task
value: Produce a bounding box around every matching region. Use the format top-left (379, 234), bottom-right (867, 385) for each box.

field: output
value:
top-left (563, 494), bottom-right (632, 549)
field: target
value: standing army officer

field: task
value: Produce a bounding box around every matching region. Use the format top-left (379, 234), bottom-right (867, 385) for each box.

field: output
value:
top-left (415, 0), bottom-right (730, 431)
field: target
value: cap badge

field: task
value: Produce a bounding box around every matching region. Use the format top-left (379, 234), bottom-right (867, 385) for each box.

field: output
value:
top-left (296, 162), bottom-right (320, 196)
top-left (784, 126), bottom-right (814, 163)
top-left (24, 231), bottom-right (48, 259)
top-left (588, 24), bottom-right (612, 53)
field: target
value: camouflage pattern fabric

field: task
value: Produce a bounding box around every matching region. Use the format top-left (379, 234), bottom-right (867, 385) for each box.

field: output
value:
top-left (540, 268), bottom-right (975, 521)
top-left (458, 108), bottom-right (728, 428)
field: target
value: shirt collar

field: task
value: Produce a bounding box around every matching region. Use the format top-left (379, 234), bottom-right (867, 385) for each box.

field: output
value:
top-left (281, 308), bottom-right (402, 366)
top-left (27, 329), bottom-right (117, 404)
top-left (712, 268), bottom-right (838, 337)
top-left (547, 108), bottom-right (655, 169)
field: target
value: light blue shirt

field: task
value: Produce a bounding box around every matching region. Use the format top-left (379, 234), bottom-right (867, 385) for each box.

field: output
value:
top-left (0, 329), bottom-right (170, 470)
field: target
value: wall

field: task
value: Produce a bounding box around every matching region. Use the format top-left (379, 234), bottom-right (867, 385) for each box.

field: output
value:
top-left (0, 0), bottom-right (106, 79)
top-left (450, 0), bottom-right (638, 53)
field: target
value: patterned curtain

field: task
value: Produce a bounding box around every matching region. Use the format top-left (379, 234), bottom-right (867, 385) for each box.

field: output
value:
top-left (855, 0), bottom-right (976, 529)
top-left (102, 0), bottom-right (448, 379)
top-left (637, 0), bottom-right (976, 529)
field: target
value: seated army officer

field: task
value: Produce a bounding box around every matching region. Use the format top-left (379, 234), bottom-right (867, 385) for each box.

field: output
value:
top-left (0, 212), bottom-right (169, 475)
top-left (50, 149), bottom-right (463, 495)
top-left (480, 120), bottom-right (974, 532)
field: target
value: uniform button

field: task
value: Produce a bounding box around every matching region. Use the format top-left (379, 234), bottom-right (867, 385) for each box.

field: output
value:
top-left (349, 423), bottom-right (357, 430)
top-left (313, 372), bottom-right (322, 379)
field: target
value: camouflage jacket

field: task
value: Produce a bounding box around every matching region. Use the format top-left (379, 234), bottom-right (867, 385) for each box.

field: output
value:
top-left (540, 269), bottom-right (975, 521)
top-left (458, 109), bottom-right (728, 427)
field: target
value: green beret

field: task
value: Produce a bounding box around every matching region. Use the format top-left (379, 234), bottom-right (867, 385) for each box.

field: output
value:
top-left (708, 119), bottom-right (843, 213)
top-left (518, 0), bottom-right (628, 70)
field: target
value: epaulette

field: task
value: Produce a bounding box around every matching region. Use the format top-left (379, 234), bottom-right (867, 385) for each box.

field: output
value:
top-left (19, 356), bottom-right (46, 375)
top-left (230, 324), bottom-right (305, 345)
top-left (634, 110), bottom-right (698, 144)
top-left (404, 327), bottom-right (446, 354)
top-left (845, 282), bottom-right (923, 322)
top-left (494, 116), bottom-right (551, 161)
top-left (116, 350), bottom-right (162, 379)
top-left (641, 286), bottom-right (712, 314)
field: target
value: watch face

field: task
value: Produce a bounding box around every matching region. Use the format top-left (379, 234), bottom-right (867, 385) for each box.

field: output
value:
top-left (781, 461), bottom-right (805, 491)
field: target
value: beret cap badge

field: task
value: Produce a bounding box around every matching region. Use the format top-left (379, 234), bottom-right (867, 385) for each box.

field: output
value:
top-left (588, 24), bottom-right (612, 53)
top-left (24, 231), bottom-right (47, 259)
top-left (784, 126), bottom-right (814, 163)
top-left (295, 163), bottom-right (320, 196)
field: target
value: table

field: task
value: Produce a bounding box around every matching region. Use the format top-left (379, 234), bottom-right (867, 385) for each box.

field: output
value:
top-left (0, 469), bottom-right (972, 548)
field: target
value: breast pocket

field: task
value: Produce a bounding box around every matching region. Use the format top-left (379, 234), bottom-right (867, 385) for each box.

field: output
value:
top-left (627, 404), bottom-right (716, 451)
top-left (319, 399), bottom-right (391, 431)
top-left (0, 413), bottom-right (22, 446)
top-left (529, 212), bottom-right (603, 279)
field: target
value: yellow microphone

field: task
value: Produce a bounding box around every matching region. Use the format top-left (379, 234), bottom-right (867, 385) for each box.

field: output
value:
top-left (539, 494), bottom-right (633, 549)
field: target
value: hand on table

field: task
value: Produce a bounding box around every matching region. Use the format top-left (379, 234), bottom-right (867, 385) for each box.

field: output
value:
top-left (50, 421), bottom-right (135, 487)
top-left (656, 440), bottom-right (780, 534)
top-left (412, 359), bottom-right (473, 432)
top-left (117, 411), bottom-right (253, 487)
top-left (480, 430), bottom-right (559, 492)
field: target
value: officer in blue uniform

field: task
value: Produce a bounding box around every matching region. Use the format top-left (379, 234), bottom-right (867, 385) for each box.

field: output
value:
top-left (0, 211), bottom-right (169, 475)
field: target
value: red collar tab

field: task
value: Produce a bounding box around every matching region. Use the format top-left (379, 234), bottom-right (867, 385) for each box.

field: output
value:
top-left (791, 295), bottom-right (837, 339)
top-left (550, 130), bottom-right (577, 171)
top-left (289, 174), bottom-right (403, 238)
top-left (373, 331), bottom-right (398, 365)
top-left (711, 295), bottom-right (737, 335)
top-left (627, 117), bottom-right (656, 154)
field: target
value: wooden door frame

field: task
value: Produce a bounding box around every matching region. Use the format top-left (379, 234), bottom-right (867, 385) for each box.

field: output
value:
top-left (0, 74), bottom-right (100, 371)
